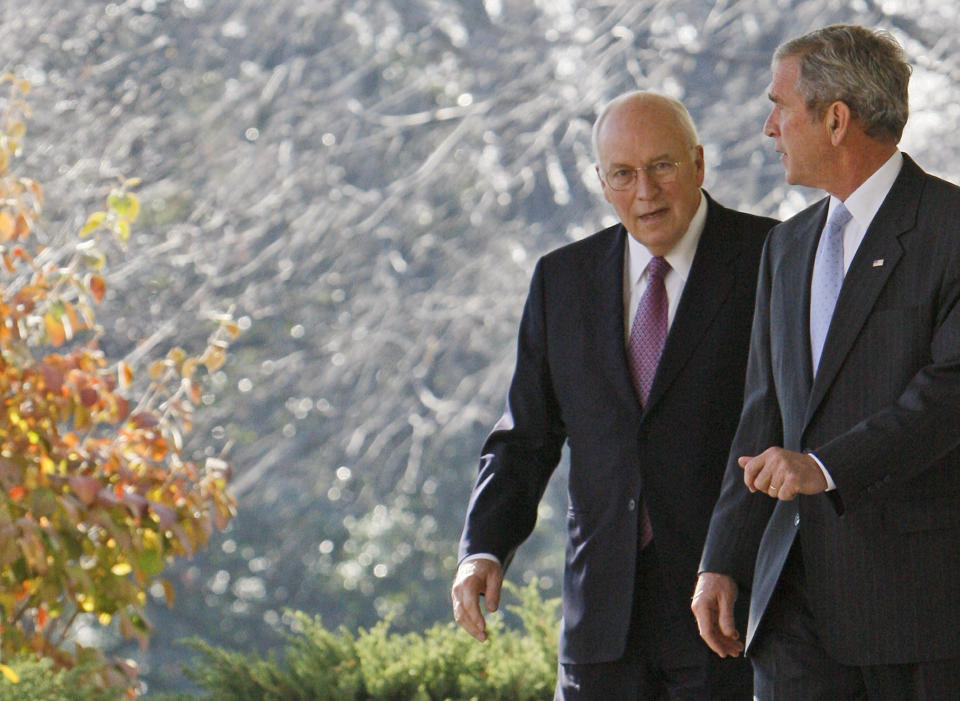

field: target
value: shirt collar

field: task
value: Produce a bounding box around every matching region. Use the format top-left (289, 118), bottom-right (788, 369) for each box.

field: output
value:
top-left (830, 150), bottom-right (903, 228)
top-left (628, 189), bottom-right (706, 287)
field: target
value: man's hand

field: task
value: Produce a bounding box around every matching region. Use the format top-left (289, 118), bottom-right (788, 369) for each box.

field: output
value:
top-left (691, 572), bottom-right (744, 657)
top-left (739, 447), bottom-right (827, 500)
top-left (451, 558), bottom-right (503, 642)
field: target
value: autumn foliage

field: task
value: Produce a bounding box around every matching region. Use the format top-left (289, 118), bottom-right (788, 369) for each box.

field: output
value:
top-left (0, 75), bottom-right (237, 689)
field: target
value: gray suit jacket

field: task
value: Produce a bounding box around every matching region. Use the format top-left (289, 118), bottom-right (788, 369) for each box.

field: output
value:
top-left (701, 154), bottom-right (960, 665)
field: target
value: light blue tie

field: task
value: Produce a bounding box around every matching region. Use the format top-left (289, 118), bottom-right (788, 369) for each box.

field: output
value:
top-left (810, 202), bottom-right (852, 375)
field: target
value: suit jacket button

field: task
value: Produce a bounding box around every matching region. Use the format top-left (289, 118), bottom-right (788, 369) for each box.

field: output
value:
top-left (794, 513), bottom-right (800, 527)
top-left (628, 499), bottom-right (636, 511)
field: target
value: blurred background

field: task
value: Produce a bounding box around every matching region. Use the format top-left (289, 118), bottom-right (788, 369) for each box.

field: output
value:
top-left (2, 0), bottom-right (958, 694)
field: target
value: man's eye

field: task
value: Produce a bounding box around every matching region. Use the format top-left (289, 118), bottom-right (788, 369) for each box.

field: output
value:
top-left (651, 162), bottom-right (674, 173)
top-left (612, 169), bottom-right (633, 178)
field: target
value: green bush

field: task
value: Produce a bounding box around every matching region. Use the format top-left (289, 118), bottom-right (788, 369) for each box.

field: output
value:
top-left (0, 655), bottom-right (126, 700)
top-left (156, 579), bottom-right (559, 700)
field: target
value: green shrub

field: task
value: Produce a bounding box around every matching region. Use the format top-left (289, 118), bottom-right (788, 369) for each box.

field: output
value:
top-left (160, 579), bottom-right (559, 700)
top-left (0, 655), bottom-right (127, 700)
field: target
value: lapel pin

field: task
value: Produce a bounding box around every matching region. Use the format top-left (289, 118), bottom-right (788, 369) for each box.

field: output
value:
top-left (872, 259), bottom-right (884, 267)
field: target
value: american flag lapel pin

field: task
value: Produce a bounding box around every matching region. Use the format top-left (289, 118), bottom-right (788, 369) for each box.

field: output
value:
top-left (872, 258), bottom-right (884, 267)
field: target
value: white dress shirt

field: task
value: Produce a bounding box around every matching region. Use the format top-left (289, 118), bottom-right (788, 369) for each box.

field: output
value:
top-left (624, 190), bottom-right (706, 341)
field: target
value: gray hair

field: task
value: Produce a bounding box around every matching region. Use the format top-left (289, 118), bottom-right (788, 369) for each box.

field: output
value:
top-left (591, 91), bottom-right (699, 164)
top-left (775, 24), bottom-right (911, 143)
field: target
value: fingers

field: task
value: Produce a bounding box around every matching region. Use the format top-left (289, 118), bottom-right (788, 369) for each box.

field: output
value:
top-left (738, 448), bottom-right (805, 500)
top-left (691, 573), bottom-right (744, 658)
top-left (483, 566), bottom-right (502, 612)
top-left (451, 559), bottom-right (502, 642)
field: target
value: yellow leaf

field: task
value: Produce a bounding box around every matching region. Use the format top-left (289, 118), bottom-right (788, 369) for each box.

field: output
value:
top-left (111, 562), bottom-right (132, 576)
top-left (44, 313), bottom-right (66, 346)
top-left (148, 359), bottom-right (167, 380)
top-left (109, 192), bottom-right (140, 221)
top-left (201, 346), bottom-right (226, 372)
top-left (0, 212), bottom-right (13, 242)
top-left (79, 211), bottom-right (105, 237)
top-left (0, 664), bottom-right (19, 684)
top-left (98, 612), bottom-right (112, 625)
top-left (181, 357), bottom-right (197, 380)
top-left (115, 218), bottom-right (131, 241)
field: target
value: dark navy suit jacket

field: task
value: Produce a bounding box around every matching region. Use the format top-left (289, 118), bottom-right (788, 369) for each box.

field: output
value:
top-left (459, 193), bottom-right (775, 663)
top-left (702, 155), bottom-right (960, 665)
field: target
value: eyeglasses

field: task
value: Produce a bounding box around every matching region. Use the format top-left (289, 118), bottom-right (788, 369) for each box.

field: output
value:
top-left (602, 160), bottom-right (683, 191)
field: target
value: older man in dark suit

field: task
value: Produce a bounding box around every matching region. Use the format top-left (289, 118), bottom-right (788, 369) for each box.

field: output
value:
top-left (452, 91), bottom-right (775, 699)
top-left (694, 25), bottom-right (960, 699)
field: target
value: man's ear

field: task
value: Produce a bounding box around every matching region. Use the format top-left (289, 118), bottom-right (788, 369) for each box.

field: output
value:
top-left (825, 100), bottom-right (852, 146)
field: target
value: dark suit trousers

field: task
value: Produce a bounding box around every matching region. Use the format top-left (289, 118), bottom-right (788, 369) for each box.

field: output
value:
top-left (751, 542), bottom-right (960, 700)
top-left (555, 543), bottom-right (752, 701)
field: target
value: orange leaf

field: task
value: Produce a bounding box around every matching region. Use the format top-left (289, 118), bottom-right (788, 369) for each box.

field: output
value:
top-left (118, 361), bottom-right (133, 389)
top-left (89, 274), bottom-right (106, 302)
top-left (36, 606), bottom-right (48, 629)
top-left (64, 301), bottom-right (84, 334)
top-left (14, 213), bottom-right (30, 239)
top-left (8, 485), bottom-right (25, 501)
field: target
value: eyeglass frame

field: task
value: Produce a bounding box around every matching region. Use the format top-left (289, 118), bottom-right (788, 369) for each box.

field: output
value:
top-left (599, 147), bottom-right (700, 191)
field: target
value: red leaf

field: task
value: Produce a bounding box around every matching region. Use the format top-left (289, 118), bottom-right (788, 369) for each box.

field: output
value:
top-left (80, 386), bottom-right (99, 407)
top-left (39, 363), bottom-right (64, 393)
top-left (69, 475), bottom-right (100, 506)
top-left (130, 412), bottom-right (159, 429)
top-left (149, 502), bottom-right (176, 530)
top-left (89, 275), bottom-right (106, 303)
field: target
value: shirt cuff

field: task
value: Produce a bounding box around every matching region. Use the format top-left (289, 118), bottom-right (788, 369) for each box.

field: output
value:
top-left (460, 553), bottom-right (501, 568)
top-left (808, 452), bottom-right (836, 491)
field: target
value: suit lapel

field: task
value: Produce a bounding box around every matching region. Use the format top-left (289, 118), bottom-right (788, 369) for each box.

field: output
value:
top-left (644, 196), bottom-right (739, 414)
top-left (804, 158), bottom-right (920, 427)
top-left (593, 225), bottom-right (642, 413)
top-left (782, 200), bottom-right (826, 402)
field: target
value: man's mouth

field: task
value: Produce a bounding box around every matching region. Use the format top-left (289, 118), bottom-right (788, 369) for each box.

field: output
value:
top-left (637, 208), bottom-right (668, 223)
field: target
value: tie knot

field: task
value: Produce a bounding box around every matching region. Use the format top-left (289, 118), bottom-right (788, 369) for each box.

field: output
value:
top-left (647, 256), bottom-right (671, 281)
top-left (827, 202), bottom-right (852, 233)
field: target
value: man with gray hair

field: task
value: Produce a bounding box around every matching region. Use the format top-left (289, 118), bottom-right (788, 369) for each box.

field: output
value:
top-left (453, 90), bottom-right (775, 699)
top-left (694, 24), bottom-right (960, 698)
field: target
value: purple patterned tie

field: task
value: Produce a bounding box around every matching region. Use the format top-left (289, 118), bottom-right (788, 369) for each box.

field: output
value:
top-left (628, 255), bottom-right (671, 548)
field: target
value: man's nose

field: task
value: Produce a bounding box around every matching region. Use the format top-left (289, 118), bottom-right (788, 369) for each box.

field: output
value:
top-left (633, 170), bottom-right (659, 199)
top-left (763, 111), bottom-right (777, 137)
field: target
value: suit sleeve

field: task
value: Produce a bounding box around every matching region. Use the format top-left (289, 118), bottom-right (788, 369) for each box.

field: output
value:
top-left (457, 259), bottom-right (566, 570)
top-left (699, 234), bottom-right (781, 588)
